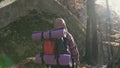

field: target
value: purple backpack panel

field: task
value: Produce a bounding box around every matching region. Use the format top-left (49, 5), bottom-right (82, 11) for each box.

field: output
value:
top-left (35, 54), bottom-right (71, 65)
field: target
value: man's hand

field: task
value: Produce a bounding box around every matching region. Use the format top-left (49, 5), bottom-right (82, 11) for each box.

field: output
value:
top-left (76, 60), bottom-right (81, 68)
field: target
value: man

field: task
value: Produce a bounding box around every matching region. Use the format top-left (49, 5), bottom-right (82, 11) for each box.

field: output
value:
top-left (50, 18), bottom-right (80, 68)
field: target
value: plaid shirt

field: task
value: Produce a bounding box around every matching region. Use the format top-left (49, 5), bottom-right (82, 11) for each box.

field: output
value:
top-left (66, 32), bottom-right (79, 61)
top-left (52, 27), bottom-right (79, 61)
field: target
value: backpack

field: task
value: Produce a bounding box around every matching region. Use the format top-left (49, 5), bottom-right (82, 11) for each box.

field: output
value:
top-left (34, 31), bottom-right (78, 67)
top-left (40, 31), bottom-right (69, 64)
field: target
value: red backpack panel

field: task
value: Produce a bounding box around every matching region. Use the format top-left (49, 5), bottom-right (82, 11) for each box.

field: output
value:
top-left (43, 39), bottom-right (55, 55)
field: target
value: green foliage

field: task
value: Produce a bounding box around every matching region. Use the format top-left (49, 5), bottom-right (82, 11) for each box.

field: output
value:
top-left (0, 52), bottom-right (14, 68)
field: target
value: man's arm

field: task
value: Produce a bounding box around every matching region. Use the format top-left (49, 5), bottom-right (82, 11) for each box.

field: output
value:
top-left (67, 33), bottom-right (80, 62)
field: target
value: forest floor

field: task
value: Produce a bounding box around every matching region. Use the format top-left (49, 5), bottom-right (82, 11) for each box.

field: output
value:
top-left (80, 65), bottom-right (107, 68)
top-left (11, 57), bottom-right (107, 68)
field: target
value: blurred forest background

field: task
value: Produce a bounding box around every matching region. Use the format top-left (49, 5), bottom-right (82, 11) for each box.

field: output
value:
top-left (0, 0), bottom-right (120, 68)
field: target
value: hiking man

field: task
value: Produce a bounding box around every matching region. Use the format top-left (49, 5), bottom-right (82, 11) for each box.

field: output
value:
top-left (50, 18), bottom-right (80, 68)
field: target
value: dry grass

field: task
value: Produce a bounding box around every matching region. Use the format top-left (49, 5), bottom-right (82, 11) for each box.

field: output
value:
top-left (0, 0), bottom-right (16, 8)
top-left (103, 41), bottom-right (120, 46)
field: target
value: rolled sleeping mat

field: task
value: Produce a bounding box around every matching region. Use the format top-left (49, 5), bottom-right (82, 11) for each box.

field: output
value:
top-left (32, 32), bottom-right (42, 41)
top-left (35, 54), bottom-right (71, 65)
top-left (32, 28), bottom-right (67, 40)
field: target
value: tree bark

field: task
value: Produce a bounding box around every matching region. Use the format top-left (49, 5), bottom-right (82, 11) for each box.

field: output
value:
top-left (84, 0), bottom-right (98, 65)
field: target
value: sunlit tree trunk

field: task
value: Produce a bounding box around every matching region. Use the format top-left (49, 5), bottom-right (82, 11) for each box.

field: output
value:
top-left (84, 0), bottom-right (98, 65)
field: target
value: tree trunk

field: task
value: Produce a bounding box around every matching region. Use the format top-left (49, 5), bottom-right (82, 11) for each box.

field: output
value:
top-left (84, 0), bottom-right (98, 65)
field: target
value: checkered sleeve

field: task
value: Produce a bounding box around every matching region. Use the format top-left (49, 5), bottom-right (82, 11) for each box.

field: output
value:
top-left (66, 32), bottom-right (79, 61)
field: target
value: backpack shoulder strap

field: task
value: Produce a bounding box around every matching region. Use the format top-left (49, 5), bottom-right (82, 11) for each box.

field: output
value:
top-left (41, 32), bottom-right (44, 40)
top-left (41, 31), bottom-right (53, 64)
